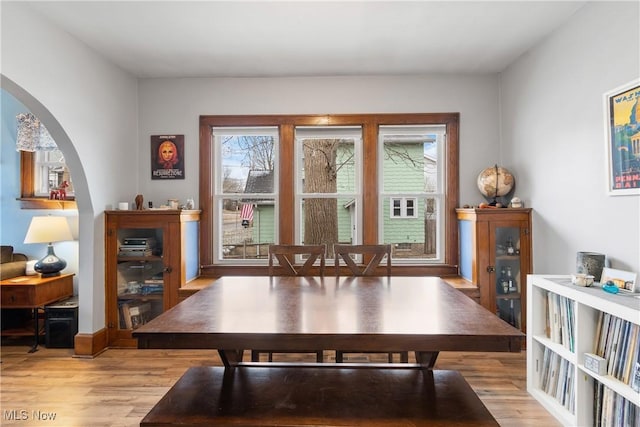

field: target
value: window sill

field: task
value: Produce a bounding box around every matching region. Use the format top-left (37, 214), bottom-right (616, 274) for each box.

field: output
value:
top-left (18, 198), bottom-right (77, 210)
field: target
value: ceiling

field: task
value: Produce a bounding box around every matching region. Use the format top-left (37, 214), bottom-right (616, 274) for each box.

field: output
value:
top-left (24, 1), bottom-right (586, 79)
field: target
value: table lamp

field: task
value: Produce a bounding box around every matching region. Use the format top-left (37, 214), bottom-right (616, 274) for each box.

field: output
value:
top-left (23, 216), bottom-right (74, 277)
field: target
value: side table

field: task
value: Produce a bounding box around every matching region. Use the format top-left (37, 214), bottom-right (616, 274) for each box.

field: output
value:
top-left (0, 274), bottom-right (74, 352)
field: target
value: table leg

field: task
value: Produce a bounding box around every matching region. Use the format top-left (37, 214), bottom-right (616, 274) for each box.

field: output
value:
top-left (28, 307), bottom-right (39, 353)
top-left (415, 351), bottom-right (439, 368)
top-left (218, 349), bottom-right (244, 368)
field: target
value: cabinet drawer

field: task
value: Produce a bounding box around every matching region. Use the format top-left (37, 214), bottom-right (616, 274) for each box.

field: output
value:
top-left (1, 286), bottom-right (33, 307)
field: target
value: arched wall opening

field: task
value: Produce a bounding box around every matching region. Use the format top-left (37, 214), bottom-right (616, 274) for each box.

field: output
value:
top-left (1, 74), bottom-right (96, 341)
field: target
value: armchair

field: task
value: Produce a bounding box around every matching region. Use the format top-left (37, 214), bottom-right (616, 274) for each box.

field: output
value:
top-left (1, 245), bottom-right (28, 280)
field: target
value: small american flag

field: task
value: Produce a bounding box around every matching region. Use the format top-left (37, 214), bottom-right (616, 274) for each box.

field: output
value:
top-left (240, 203), bottom-right (254, 221)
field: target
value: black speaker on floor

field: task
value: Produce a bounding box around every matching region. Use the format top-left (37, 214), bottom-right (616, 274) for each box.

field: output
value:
top-left (45, 297), bottom-right (78, 348)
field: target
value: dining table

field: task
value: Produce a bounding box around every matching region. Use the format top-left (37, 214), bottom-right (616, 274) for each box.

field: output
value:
top-left (134, 275), bottom-right (523, 368)
top-left (133, 275), bottom-right (522, 426)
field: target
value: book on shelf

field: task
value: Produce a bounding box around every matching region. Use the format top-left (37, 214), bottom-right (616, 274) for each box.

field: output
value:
top-left (548, 351), bottom-right (560, 395)
top-left (538, 347), bottom-right (576, 412)
top-left (615, 321), bottom-right (631, 379)
top-left (559, 295), bottom-right (568, 347)
top-left (607, 317), bottom-right (622, 376)
top-left (545, 293), bottom-right (551, 338)
top-left (129, 302), bottom-right (151, 329)
top-left (545, 291), bottom-right (575, 351)
top-left (594, 312), bottom-right (640, 386)
top-left (140, 283), bottom-right (163, 294)
top-left (119, 301), bottom-right (133, 329)
top-left (632, 353), bottom-right (640, 393)
top-left (596, 312), bottom-right (611, 355)
top-left (596, 385), bottom-right (639, 427)
top-left (119, 300), bottom-right (152, 330)
top-left (540, 346), bottom-right (551, 391)
top-left (622, 324), bottom-right (638, 384)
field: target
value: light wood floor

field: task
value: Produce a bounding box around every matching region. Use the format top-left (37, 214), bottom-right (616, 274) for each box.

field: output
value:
top-left (0, 344), bottom-right (560, 427)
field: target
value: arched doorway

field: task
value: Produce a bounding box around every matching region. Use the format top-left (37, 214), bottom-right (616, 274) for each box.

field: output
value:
top-left (1, 74), bottom-right (94, 345)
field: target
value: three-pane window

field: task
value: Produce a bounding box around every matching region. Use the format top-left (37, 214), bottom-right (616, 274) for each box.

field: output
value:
top-left (200, 114), bottom-right (459, 273)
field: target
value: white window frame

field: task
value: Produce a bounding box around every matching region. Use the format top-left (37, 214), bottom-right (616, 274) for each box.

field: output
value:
top-left (389, 197), bottom-right (418, 218)
top-left (210, 126), bottom-right (279, 265)
top-left (34, 149), bottom-right (68, 197)
top-left (378, 125), bottom-right (446, 263)
top-left (294, 126), bottom-right (363, 246)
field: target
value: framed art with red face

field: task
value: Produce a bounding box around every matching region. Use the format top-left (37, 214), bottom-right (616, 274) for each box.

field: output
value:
top-left (151, 135), bottom-right (184, 180)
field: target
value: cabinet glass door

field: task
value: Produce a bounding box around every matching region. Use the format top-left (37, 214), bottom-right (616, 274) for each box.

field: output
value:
top-left (494, 226), bottom-right (521, 329)
top-left (116, 227), bottom-right (164, 330)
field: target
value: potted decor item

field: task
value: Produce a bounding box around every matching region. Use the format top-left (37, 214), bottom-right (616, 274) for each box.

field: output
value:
top-left (576, 252), bottom-right (605, 282)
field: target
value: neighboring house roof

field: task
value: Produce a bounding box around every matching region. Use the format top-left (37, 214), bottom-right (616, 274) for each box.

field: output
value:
top-left (244, 170), bottom-right (274, 193)
top-left (243, 170), bottom-right (274, 205)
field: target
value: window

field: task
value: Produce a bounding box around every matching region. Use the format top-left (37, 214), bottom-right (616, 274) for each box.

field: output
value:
top-left (295, 126), bottom-right (362, 255)
top-left (390, 197), bottom-right (417, 218)
top-left (210, 127), bottom-right (278, 263)
top-left (20, 150), bottom-right (76, 209)
top-left (379, 125), bottom-right (445, 262)
top-left (17, 112), bottom-right (75, 209)
top-left (199, 114), bottom-right (459, 276)
top-left (34, 149), bottom-right (73, 198)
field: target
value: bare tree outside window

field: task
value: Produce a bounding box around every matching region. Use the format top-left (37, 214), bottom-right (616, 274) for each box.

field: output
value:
top-left (216, 132), bottom-right (277, 260)
top-left (302, 139), bottom-right (340, 249)
top-left (381, 128), bottom-right (444, 261)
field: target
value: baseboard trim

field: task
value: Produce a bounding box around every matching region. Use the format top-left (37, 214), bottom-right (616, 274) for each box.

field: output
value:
top-left (73, 328), bottom-right (108, 358)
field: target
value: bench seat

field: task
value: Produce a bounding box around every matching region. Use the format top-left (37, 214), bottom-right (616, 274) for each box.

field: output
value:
top-left (177, 277), bottom-right (216, 302)
top-left (141, 366), bottom-right (498, 426)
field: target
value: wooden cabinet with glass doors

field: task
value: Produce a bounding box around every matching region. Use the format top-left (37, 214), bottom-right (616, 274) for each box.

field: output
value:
top-left (105, 210), bottom-right (200, 347)
top-left (456, 208), bottom-right (532, 332)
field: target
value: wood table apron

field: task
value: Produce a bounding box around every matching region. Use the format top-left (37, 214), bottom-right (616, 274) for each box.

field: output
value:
top-left (0, 274), bottom-right (74, 352)
top-left (134, 275), bottom-right (523, 369)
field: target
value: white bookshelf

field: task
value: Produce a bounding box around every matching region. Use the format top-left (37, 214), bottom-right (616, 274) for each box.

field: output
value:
top-left (527, 275), bottom-right (640, 426)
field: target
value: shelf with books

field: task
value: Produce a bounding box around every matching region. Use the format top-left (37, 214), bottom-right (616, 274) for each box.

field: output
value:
top-left (527, 275), bottom-right (639, 426)
top-left (105, 210), bottom-right (200, 347)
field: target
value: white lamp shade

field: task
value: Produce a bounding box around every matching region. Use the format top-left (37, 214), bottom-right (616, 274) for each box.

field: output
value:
top-left (24, 216), bottom-right (74, 244)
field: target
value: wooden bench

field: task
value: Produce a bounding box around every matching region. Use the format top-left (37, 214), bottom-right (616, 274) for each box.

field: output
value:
top-left (177, 277), bottom-right (216, 302)
top-left (441, 275), bottom-right (481, 304)
top-left (140, 366), bottom-right (498, 426)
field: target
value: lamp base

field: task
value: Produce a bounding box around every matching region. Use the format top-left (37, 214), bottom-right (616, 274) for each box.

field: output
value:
top-left (34, 244), bottom-right (67, 277)
top-left (39, 271), bottom-right (62, 278)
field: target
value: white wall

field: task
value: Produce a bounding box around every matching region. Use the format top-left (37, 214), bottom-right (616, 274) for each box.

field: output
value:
top-left (138, 75), bottom-right (501, 208)
top-left (5, 1), bottom-right (634, 341)
top-left (500, 1), bottom-right (640, 274)
top-left (1, 3), bottom-right (139, 333)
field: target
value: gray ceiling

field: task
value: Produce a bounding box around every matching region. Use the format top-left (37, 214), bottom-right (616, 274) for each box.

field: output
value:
top-left (24, 1), bottom-right (587, 78)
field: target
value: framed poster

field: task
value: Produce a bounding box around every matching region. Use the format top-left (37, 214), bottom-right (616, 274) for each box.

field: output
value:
top-left (151, 135), bottom-right (184, 180)
top-left (604, 79), bottom-right (640, 195)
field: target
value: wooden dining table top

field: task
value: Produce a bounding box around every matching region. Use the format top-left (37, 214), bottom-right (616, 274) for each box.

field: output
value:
top-left (134, 275), bottom-right (523, 358)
